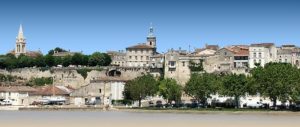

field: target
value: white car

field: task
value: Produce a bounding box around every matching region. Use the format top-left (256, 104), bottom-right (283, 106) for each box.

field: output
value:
top-left (0, 99), bottom-right (13, 106)
top-left (246, 101), bottom-right (263, 108)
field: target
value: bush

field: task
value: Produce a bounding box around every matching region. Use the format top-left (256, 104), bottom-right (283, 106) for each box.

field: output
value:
top-left (76, 68), bottom-right (92, 79)
top-left (27, 77), bottom-right (53, 86)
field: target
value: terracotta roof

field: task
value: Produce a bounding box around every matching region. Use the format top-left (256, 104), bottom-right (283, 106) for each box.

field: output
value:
top-left (225, 46), bottom-right (249, 56)
top-left (0, 85), bottom-right (36, 92)
top-left (31, 85), bottom-right (73, 96)
top-left (126, 44), bottom-right (155, 49)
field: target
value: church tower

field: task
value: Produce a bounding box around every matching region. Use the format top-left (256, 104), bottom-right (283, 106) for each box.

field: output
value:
top-left (146, 23), bottom-right (156, 48)
top-left (15, 24), bottom-right (26, 57)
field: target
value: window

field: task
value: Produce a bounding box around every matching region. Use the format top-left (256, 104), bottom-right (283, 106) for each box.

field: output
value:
top-left (141, 56), bottom-right (143, 60)
top-left (285, 59), bottom-right (287, 63)
top-left (146, 56), bottom-right (149, 60)
top-left (129, 56), bottom-right (132, 59)
top-left (258, 59), bottom-right (261, 63)
top-left (169, 61), bottom-right (176, 66)
top-left (135, 56), bottom-right (137, 60)
top-left (224, 52), bottom-right (227, 56)
top-left (254, 59), bottom-right (257, 63)
top-left (253, 52), bottom-right (256, 58)
top-left (258, 52), bottom-right (262, 58)
top-left (182, 62), bottom-right (185, 67)
top-left (99, 89), bottom-right (102, 93)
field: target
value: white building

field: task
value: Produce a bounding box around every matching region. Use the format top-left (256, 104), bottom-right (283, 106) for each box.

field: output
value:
top-left (249, 43), bottom-right (277, 68)
top-left (0, 86), bottom-right (36, 106)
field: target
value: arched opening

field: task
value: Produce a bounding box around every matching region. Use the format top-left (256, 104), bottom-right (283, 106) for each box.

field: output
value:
top-left (150, 41), bottom-right (152, 46)
top-left (296, 60), bottom-right (299, 67)
top-left (107, 70), bottom-right (121, 77)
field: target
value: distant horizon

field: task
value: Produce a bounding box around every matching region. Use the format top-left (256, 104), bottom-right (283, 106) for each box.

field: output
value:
top-left (1, 0), bottom-right (300, 55)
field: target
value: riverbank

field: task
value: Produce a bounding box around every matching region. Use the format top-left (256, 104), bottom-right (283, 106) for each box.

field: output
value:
top-left (116, 107), bottom-right (300, 115)
top-left (2, 105), bottom-right (297, 115)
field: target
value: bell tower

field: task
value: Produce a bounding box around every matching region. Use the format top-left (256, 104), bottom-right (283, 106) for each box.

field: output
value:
top-left (146, 23), bottom-right (156, 48)
top-left (15, 24), bottom-right (26, 57)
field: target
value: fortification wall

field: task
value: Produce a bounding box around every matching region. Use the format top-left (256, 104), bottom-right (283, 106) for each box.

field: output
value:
top-left (0, 67), bottom-right (148, 89)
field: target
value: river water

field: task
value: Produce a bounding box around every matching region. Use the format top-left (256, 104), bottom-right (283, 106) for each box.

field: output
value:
top-left (1, 111), bottom-right (300, 127)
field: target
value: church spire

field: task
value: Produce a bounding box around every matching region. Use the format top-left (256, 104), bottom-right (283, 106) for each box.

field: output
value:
top-left (147, 23), bottom-right (156, 47)
top-left (15, 24), bottom-right (26, 57)
top-left (17, 24), bottom-right (25, 40)
top-left (148, 23), bottom-right (154, 37)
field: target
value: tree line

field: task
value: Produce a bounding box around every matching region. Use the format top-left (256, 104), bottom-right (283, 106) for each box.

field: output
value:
top-left (0, 47), bottom-right (112, 69)
top-left (124, 62), bottom-right (300, 108)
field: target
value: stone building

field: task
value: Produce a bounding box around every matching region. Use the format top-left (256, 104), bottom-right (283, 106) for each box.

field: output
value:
top-left (149, 53), bottom-right (164, 78)
top-left (52, 50), bottom-right (81, 57)
top-left (70, 77), bottom-right (127, 106)
top-left (249, 43), bottom-right (277, 68)
top-left (193, 44), bottom-right (219, 56)
top-left (108, 25), bottom-right (157, 68)
top-left (29, 85), bottom-right (74, 105)
top-left (200, 45), bottom-right (249, 74)
top-left (292, 51), bottom-right (300, 68)
top-left (163, 49), bottom-right (205, 85)
top-left (125, 25), bottom-right (157, 67)
top-left (107, 50), bottom-right (126, 66)
top-left (277, 45), bottom-right (298, 63)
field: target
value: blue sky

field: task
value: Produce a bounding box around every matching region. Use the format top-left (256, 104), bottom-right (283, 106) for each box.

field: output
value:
top-left (0, 0), bottom-right (300, 54)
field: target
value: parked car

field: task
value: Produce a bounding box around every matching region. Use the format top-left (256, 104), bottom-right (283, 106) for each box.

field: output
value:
top-left (246, 101), bottom-right (263, 108)
top-left (85, 100), bottom-right (96, 105)
top-left (0, 99), bottom-right (13, 106)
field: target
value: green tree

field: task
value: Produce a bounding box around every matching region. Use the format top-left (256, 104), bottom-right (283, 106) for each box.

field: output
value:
top-left (102, 53), bottom-right (112, 66)
top-left (82, 55), bottom-right (90, 66)
top-left (88, 52), bottom-right (103, 66)
top-left (18, 55), bottom-right (35, 68)
top-left (185, 73), bottom-right (220, 106)
top-left (71, 53), bottom-right (85, 65)
top-left (159, 78), bottom-right (182, 104)
top-left (123, 74), bottom-right (158, 107)
top-left (251, 63), bottom-right (300, 106)
top-left (4, 56), bottom-right (18, 69)
top-left (34, 55), bottom-right (46, 67)
top-left (62, 55), bottom-right (72, 67)
top-left (45, 54), bottom-right (55, 67)
top-left (88, 52), bottom-right (111, 66)
top-left (221, 73), bottom-right (248, 108)
top-left (189, 60), bottom-right (204, 72)
top-left (54, 56), bottom-right (63, 65)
